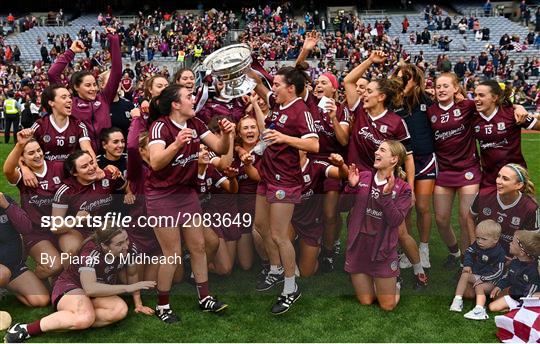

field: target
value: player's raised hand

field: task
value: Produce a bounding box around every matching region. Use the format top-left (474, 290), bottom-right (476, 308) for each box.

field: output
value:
top-left (219, 118), bottom-right (235, 135)
top-left (348, 163), bottom-right (360, 187)
top-left (240, 152), bottom-right (254, 165)
top-left (302, 30), bottom-right (320, 51)
top-left (102, 165), bottom-right (121, 179)
top-left (173, 128), bottom-right (193, 149)
top-left (325, 98), bottom-right (337, 119)
top-left (223, 166), bottom-right (239, 178)
top-left (382, 173), bottom-right (395, 195)
top-left (16, 129), bottom-right (35, 146)
top-left (70, 40), bottom-right (86, 53)
top-left (368, 50), bottom-right (387, 64)
top-left (329, 153), bottom-right (344, 167)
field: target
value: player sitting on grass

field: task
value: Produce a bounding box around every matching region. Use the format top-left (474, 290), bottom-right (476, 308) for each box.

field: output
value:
top-left (449, 219), bottom-right (505, 320)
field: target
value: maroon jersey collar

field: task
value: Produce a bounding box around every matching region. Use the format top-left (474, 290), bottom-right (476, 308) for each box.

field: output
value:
top-left (479, 107), bottom-right (499, 122)
top-left (497, 191), bottom-right (522, 210)
top-left (279, 97), bottom-right (302, 110)
top-left (438, 101), bottom-right (454, 111)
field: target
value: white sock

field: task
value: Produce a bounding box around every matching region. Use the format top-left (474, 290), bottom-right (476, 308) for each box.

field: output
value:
top-left (419, 242), bottom-right (429, 250)
top-left (454, 295), bottom-right (462, 300)
top-left (295, 264), bottom-right (300, 277)
top-left (156, 304), bottom-right (170, 310)
top-left (283, 276), bottom-right (296, 295)
top-left (270, 265), bottom-right (282, 274)
top-left (413, 263), bottom-right (424, 275)
top-left (475, 304), bottom-right (484, 309)
top-left (451, 249), bottom-right (461, 258)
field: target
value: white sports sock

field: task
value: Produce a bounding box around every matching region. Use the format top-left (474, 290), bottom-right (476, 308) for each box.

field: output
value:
top-left (475, 305), bottom-right (485, 309)
top-left (451, 249), bottom-right (461, 258)
top-left (413, 263), bottom-right (424, 275)
top-left (419, 242), bottom-right (429, 250)
top-left (156, 304), bottom-right (170, 310)
top-left (270, 265), bottom-right (283, 274)
top-left (283, 276), bottom-right (296, 295)
top-left (454, 295), bottom-right (463, 300)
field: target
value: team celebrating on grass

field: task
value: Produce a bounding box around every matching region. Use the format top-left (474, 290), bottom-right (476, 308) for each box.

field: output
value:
top-left (1, 27), bottom-right (540, 342)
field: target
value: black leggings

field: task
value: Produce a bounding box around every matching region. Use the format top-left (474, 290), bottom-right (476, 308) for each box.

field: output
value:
top-left (4, 113), bottom-right (20, 143)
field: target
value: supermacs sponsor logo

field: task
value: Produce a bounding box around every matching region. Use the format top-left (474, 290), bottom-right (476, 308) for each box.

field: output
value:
top-left (366, 207), bottom-right (383, 219)
top-left (479, 139), bottom-right (508, 150)
top-left (358, 127), bottom-right (384, 145)
top-left (79, 195), bottom-right (113, 212)
top-left (172, 153), bottom-right (199, 167)
top-left (29, 195), bottom-right (53, 207)
top-left (434, 124), bottom-right (465, 141)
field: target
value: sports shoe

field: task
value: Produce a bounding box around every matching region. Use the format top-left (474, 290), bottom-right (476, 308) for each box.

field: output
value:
top-left (258, 266), bottom-right (270, 282)
top-left (399, 253), bottom-right (412, 269)
top-left (464, 306), bottom-right (489, 320)
top-left (333, 240), bottom-right (341, 256)
top-left (320, 256), bottom-right (335, 273)
top-left (199, 295), bottom-right (228, 313)
top-left (443, 254), bottom-right (461, 270)
top-left (4, 323), bottom-right (30, 343)
top-left (256, 271), bottom-right (284, 291)
top-left (419, 245), bottom-right (431, 269)
top-left (271, 288), bottom-right (302, 315)
top-left (413, 272), bottom-right (428, 290)
top-left (396, 276), bottom-right (403, 291)
top-left (449, 297), bottom-right (464, 312)
top-left (155, 306), bottom-right (180, 324)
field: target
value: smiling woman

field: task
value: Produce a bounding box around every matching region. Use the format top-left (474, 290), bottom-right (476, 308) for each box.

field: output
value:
top-left (47, 29), bottom-right (122, 152)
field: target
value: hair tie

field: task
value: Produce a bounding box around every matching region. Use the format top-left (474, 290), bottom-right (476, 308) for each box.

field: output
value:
top-left (506, 164), bottom-right (525, 183)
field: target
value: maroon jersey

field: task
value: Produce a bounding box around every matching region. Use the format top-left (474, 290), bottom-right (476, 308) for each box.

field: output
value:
top-left (292, 159), bottom-right (331, 227)
top-left (473, 106), bottom-right (536, 187)
top-left (52, 170), bottom-right (125, 235)
top-left (260, 93), bottom-right (318, 187)
top-left (57, 239), bottom-right (137, 290)
top-left (312, 101), bottom-right (351, 159)
top-left (197, 96), bottom-right (248, 124)
top-left (348, 108), bottom-right (412, 171)
top-left (346, 171), bottom-right (412, 262)
top-left (428, 100), bottom-right (479, 171)
top-left (231, 150), bottom-right (262, 195)
top-left (15, 161), bottom-right (64, 232)
top-left (31, 115), bottom-right (90, 161)
top-left (146, 116), bottom-right (210, 190)
top-left (471, 188), bottom-right (539, 253)
top-left (197, 164), bottom-right (228, 204)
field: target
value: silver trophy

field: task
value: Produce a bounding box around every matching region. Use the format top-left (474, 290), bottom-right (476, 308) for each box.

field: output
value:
top-left (202, 44), bottom-right (256, 99)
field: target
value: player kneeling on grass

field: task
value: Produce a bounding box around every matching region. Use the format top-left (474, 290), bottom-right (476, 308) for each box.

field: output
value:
top-left (4, 225), bottom-right (156, 343)
top-left (450, 219), bottom-right (505, 320)
top-left (488, 231), bottom-right (540, 313)
top-left (344, 140), bottom-right (412, 311)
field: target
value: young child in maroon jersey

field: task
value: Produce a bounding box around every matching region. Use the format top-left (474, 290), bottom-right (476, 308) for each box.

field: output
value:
top-left (450, 220), bottom-right (505, 320)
